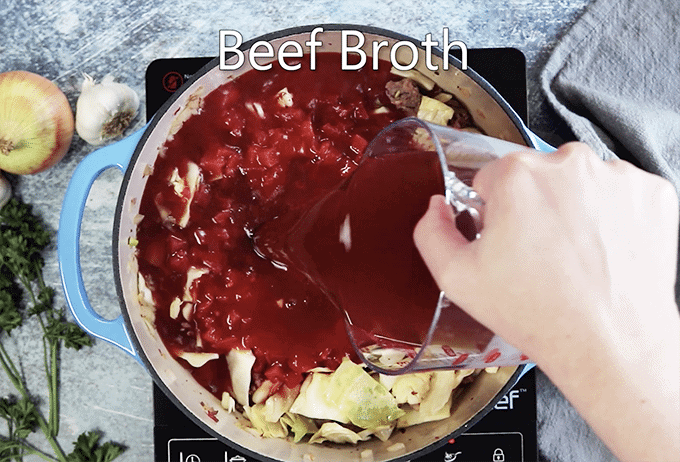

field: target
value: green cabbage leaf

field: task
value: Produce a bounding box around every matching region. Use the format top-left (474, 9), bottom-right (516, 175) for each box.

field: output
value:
top-left (326, 360), bottom-right (405, 429)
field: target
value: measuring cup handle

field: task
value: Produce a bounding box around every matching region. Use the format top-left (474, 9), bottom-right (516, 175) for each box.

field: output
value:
top-left (58, 125), bottom-right (147, 365)
top-left (456, 129), bottom-right (555, 238)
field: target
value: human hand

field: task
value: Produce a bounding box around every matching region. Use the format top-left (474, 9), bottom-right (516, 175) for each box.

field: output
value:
top-left (414, 142), bottom-right (680, 462)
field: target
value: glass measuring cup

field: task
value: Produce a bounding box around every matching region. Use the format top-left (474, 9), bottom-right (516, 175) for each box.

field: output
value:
top-left (339, 117), bottom-right (533, 374)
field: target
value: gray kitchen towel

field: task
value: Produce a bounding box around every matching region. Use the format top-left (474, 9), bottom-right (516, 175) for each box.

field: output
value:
top-left (541, 0), bottom-right (680, 184)
top-left (538, 1), bottom-right (678, 461)
top-left (541, 0), bottom-right (680, 301)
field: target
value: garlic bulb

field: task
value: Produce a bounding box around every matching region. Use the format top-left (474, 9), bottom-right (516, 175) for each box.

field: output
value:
top-left (75, 74), bottom-right (139, 145)
top-left (0, 173), bottom-right (11, 208)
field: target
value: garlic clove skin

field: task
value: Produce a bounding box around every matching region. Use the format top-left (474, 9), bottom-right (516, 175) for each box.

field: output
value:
top-left (0, 173), bottom-right (11, 208)
top-left (75, 74), bottom-right (140, 146)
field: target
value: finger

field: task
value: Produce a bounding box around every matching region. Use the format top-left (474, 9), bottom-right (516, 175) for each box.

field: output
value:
top-left (471, 143), bottom-right (595, 208)
top-left (413, 195), bottom-right (476, 296)
top-left (472, 150), bottom-right (534, 203)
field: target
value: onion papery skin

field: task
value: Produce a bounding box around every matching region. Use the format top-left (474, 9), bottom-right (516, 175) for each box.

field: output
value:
top-left (0, 70), bottom-right (74, 174)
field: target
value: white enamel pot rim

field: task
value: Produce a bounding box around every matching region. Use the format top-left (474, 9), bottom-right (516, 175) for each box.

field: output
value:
top-left (58, 24), bottom-right (542, 462)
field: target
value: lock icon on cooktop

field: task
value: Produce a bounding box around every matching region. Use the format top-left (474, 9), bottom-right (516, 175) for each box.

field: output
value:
top-left (492, 448), bottom-right (505, 462)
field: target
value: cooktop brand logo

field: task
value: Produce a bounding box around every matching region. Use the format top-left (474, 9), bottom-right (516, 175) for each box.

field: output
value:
top-left (218, 27), bottom-right (468, 72)
top-left (494, 389), bottom-right (524, 411)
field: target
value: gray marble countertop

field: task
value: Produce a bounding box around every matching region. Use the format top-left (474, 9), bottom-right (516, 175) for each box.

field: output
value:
top-left (1, 1), bottom-right (619, 461)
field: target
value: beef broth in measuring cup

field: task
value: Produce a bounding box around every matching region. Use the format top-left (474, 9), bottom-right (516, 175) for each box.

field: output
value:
top-left (256, 118), bottom-right (530, 374)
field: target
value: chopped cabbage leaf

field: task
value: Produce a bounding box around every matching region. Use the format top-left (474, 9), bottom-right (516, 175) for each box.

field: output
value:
top-left (378, 374), bottom-right (398, 392)
top-left (326, 360), bottom-right (405, 429)
top-left (382, 372), bottom-right (433, 405)
top-left (244, 403), bottom-right (288, 439)
top-left (137, 273), bottom-right (154, 307)
top-left (281, 412), bottom-right (319, 443)
top-left (226, 349), bottom-right (256, 407)
top-left (276, 87), bottom-right (294, 107)
top-left (357, 424), bottom-right (395, 442)
top-left (221, 392), bottom-right (236, 413)
top-left (252, 379), bottom-right (278, 405)
top-left (396, 369), bottom-right (474, 427)
top-left (289, 373), bottom-right (349, 424)
top-left (168, 161), bottom-right (201, 228)
top-left (417, 95), bottom-right (454, 126)
top-left (263, 384), bottom-right (300, 423)
top-left (169, 297), bottom-right (181, 319)
top-left (177, 351), bottom-right (219, 368)
top-left (397, 394), bottom-right (453, 428)
top-left (309, 422), bottom-right (367, 445)
top-left (183, 266), bottom-right (208, 302)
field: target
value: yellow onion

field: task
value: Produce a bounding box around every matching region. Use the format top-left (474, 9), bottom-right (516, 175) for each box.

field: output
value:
top-left (0, 173), bottom-right (11, 207)
top-left (0, 70), bottom-right (74, 174)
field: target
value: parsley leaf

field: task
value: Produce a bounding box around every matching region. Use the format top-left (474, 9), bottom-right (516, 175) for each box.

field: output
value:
top-left (0, 396), bottom-right (39, 440)
top-left (0, 289), bottom-right (22, 334)
top-left (0, 198), bottom-right (124, 462)
top-left (66, 431), bottom-right (126, 462)
top-left (44, 316), bottom-right (93, 350)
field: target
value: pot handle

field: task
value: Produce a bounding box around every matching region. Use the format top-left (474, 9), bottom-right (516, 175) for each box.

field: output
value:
top-left (525, 128), bottom-right (556, 153)
top-left (58, 126), bottom-right (147, 366)
top-left (517, 363), bottom-right (535, 380)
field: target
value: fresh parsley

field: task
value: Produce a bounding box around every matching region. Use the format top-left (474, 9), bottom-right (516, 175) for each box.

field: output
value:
top-left (0, 198), bottom-right (125, 462)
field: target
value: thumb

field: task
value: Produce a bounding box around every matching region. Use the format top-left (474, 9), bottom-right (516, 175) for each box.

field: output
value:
top-left (413, 195), bottom-right (477, 301)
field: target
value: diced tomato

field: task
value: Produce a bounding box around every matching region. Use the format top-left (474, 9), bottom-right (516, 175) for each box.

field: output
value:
top-left (259, 147), bottom-right (280, 168)
top-left (298, 118), bottom-right (317, 153)
top-left (211, 209), bottom-right (231, 226)
top-left (209, 336), bottom-right (246, 353)
top-left (204, 224), bottom-right (231, 249)
top-left (247, 145), bottom-right (279, 168)
top-left (252, 129), bottom-right (268, 146)
top-left (264, 363), bottom-right (286, 384)
top-left (222, 111), bottom-right (245, 138)
top-left (200, 145), bottom-right (239, 180)
top-left (319, 122), bottom-right (344, 138)
top-left (316, 140), bottom-right (341, 163)
top-left (353, 103), bottom-right (369, 120)
top-left (141, 239), bottom-right (165, 268)
top-left (194, 297), bottom-right (214, 318)
top-left (167, 233), bottom-right (187, 253)
top-left (190, 247), bottom-right (224, 273)
top-left (284, 371), bottom-right (303, 389)
top-left (218, 84), bottom-right (241, 109)
top-left (167, 248), bottom-right (190, 273)
top-left (288, 353), bottom-right (316, 375)
top-left (225, 308), bottom-right (242, 329)
top-left (193, 228), bottom-right (208, 246)
top-left (192, 183), bottom-right (211, 209)
top-left (260, 166), bottom-right (284, 200)
top-left (222, 155), bottom-right (240, 179)
top-left (349, 134), bottom-right (368, 156)
top-left (332, 103), bottom-right (352, 119)
top-left (276, 107), bottom-right (305, 123)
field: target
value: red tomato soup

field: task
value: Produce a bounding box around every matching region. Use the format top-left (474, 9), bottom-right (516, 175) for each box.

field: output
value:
top-left (135, 52), bottom-right (479, 401)
top-left (136, 53), bottom-right (407, 397)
